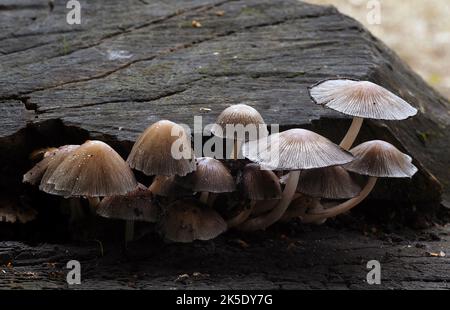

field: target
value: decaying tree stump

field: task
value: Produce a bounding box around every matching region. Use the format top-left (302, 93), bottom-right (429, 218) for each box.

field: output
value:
top-left (0, 0), bottom-right (449, 289)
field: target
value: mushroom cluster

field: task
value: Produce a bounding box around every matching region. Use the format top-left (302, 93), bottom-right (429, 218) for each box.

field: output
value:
top-left (23, 79), bottom-right (418, 243)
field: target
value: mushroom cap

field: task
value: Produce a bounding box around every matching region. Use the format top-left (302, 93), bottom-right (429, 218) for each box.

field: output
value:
top-left (210, 104), bottom-right (268, 140)
top-left (127, 120), bottom-right (196, 176)
top-left (158, 198), bottom-right (227, 243)
top-left (309, 79), bottom-right (417, 120)
top-left (24, 145), bottom-right (79, 186)
top-left (242, 128), bottom-right (354, 171)
top-left (97, 184), bottom-right (159, 222)
top-left (297, 166), bottom-right (361, 199)
top-left (177, 157), bottom-right (235, 193)
top-left (344, 140), bottom-right (418, 178)
top-left (149, 175), bottom-right (193, 198)
top-left (42, 140), bottom-right (137, 197)
top-left (240, 163), bottom-right (281, 200)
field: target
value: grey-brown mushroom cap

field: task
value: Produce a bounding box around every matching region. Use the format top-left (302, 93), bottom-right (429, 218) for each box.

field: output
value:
top-left (296, 166), bottom-right (361, 199)
top-left (344, 140), bottom-right (418, 178)
top-left (148, 175), bottom-right (193, 198)
top-left (240, 163), bottom-right (281, 200)
top-left (43, 140), bottom-right (138, 197)
top-left (177, 157), bottom-right (235, 193)
top-left (243, 129), bottom-right (354, 171)
top-left (309, 79), bottom-right (418, 120)
top-left (158, 199), bottom-right (227, 243)
top-left (24, 145), bottom-right (80, 186)
top-left (127, 120), bottom-right (196, 176)
top-left (210, 104), bottom-right (268, 140)
top-left (97, 184), bottom-right (159, 222)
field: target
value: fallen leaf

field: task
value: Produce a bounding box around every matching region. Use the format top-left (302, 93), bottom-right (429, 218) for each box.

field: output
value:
top-left (192, 20), bottom-right (202, 28)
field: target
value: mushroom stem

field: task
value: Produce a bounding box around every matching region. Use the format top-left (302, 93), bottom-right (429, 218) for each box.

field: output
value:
top-left (200, 192), bottom-right (209, 204)
top-left (125, 220), bottom-right (134, 244)
top-left (207, 193), bottom-right (217, 207)
top-left (340, 117), bottom-right (364, 150)
top-left (230, 138), bottom-right (242, 160)
top-left (251, 199), bottom-right (278, 216)
top-left (238, 170), bottom-right (300, 231)
top-left (300, 177), bottom-right (378, 223)
top-left (87, 197), bottom-right (100, 213)
top-left (227, 201), bottom-right (255, 228)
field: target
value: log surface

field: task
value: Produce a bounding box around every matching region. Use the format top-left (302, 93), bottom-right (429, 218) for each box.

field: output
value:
top-left (0, 0), bottom-right (449, 290)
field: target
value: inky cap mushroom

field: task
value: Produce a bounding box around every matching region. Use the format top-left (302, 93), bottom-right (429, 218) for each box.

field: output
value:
top-left (127, 120), bottom-right (196, 176)
top-left (309, 79), bottom-right (418, 150)
top-left (42, 140), bottom-right (137, 197)
top-left (149, 175), bottom-right (193, 198)
top-left (159, 198), bottom-right (227, 243)
top-left (97, 183), bottom-right (159, 222)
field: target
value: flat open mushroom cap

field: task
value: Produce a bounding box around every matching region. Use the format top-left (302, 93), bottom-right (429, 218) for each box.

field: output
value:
top-left (43, 140), bottom-right (137, 197)
top-left (127, 120), bottom-right (196, 176)
top-left (296, 166), bottom-right (361, 199)
top-left (344, 140), bottom-right (418, 178)
top-left (178, 157), bottom-right (235, 193)
top-left (309, 79), bottom-right (418, 120)
top-left (149, 175), bottom-right (193, 198)
top-left (24, 145), bottom-right (79, 186)
top-left (159, 199), bottom-right (227, 243)
top-left (97, 184), bottom-right (159, 222)
top-left (210, 104), bottom-right (268, 140)
top-left (243, 129), bottom-right (354, 171)
top-left (241, 163), bottom-right (281, 200)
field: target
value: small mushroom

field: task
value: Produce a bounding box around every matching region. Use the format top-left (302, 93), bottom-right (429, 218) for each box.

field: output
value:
top-left (177, 157), bottom-right (235, 205)
top-left (127, 120), bottom-right (195, 176)
top-left (228, 163), bottom-right (281, 228)
top-left (97, 183), bottom-right (160, 243)
top-left (309, 79), bottom-right (417, 150)
top-left (0, 197), bottom-right (37, 224)
top-left (300, 140), bottom-right (418, 223)
top-left (158, 198), bottom-right (227, 243)
top-left (239, 129), bottom-right (353, 230)
top-left (211, 104), bottom-right (268, 159)
top-left (148, 175), bottom-right (193, 198)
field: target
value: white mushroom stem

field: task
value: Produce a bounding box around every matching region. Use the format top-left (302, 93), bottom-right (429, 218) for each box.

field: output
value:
top-left (230, 139), bottom-right (243, 160)
top-left (300, 177), bottom-right (378, 223)
top-left (125, 220), bottom-right (134, 244)
top-left (200, 192), bottom-right (209, 204)
top-left (238, 170), bottom-right (300, 231)
top-left (227, 201), bottom-right (255, 228)
top-left (340, 117), bottom-right (364, 150)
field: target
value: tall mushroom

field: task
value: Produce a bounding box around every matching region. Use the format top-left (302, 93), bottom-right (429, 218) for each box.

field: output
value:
top-left (298, 140), bottom-right (418, 223)
top-left (309, 79), bottom-right (418, 150)
top-left (239, 129), bottom-right (353, 230)
top-left (127, 120), bottom-right (195, 177)
top-left (177, 157), bottom-right (235, 205)
top-left (211, 104), bottom-right (268, 159)
top-left (39, 140), bottom-right (138, 237)
top-left (228, 163), bottom-right (281, 228)
top-left (158, 198), bottom-right (227, 243)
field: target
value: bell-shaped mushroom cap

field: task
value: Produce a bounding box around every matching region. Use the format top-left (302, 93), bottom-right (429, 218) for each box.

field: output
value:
top-left (24, 145), bottom-right (80, 186)
top-left (344, 140), bottom-right (418, 178)
top-left (296, 166), bottom-right (361, 199)
top-left (43, 140), bottom-right (138, 197)
top-left (309, 79), bottom-right (417, 120)
top-left (127, 120), bottom-right (196, 177)
top-left (159, 198), bottom-right (227, 243)
top-left (240, 163), bottom-right (281, 200)
top-left (97, 184), bottom-right (159, 222)
top-left (178, 157), bottom-right (235, 193)
top-left (149, 175), bottom-right (193, 198)
top-left (210, 104), bottom-right (268, 140)
top-left (243, 129), bottom-right (354, 171)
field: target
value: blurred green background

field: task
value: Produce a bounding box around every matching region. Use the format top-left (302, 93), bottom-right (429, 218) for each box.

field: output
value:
top-left (305, 0), bottom-right (450, 100)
